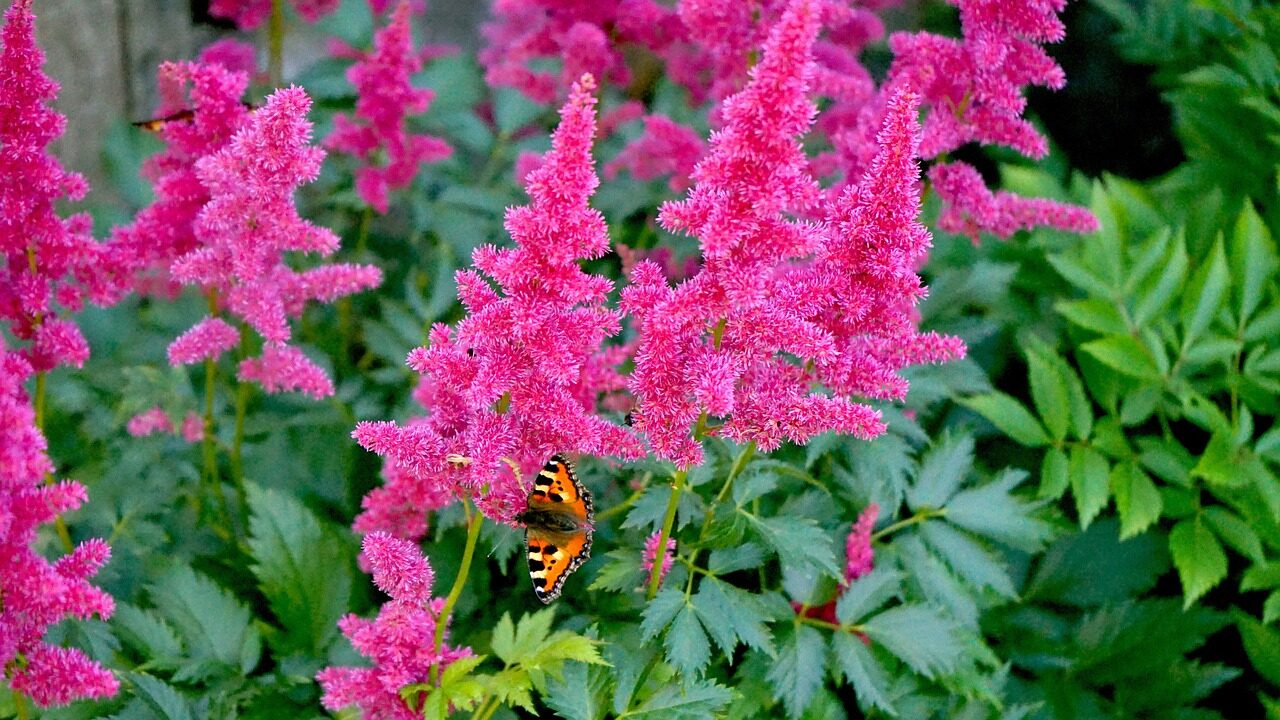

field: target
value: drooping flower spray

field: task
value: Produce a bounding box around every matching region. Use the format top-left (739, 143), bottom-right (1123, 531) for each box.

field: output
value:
top-left (0, 0), bottom-right (118, 709)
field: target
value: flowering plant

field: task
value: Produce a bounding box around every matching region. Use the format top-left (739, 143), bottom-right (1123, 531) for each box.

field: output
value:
top-left (3, 0), bottom-right (1274, 718)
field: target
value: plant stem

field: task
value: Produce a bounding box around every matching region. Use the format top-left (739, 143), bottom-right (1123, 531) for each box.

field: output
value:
top-left (871, 508), bottom-right (944, 541)
top-left (202, 355), bottom-right (235, 533)
top-left (431, 502), bottom-right (484, 685)
top-left (472, 696), bottom-right (501, 720)
top-left (267, 0), bottom-right (285, 87)
top-left (231, 379), bottom-right (250, 520)
top-left (14, 691), bottom-right (29, 720)
top-left (647, 469), bottom-right (685, 599)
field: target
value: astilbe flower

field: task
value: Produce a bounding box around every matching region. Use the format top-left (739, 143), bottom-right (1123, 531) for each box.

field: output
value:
top-left (604, 114), bottom-right (706, 192)
top-left (641, 530), bottom-right (676, 585)
top-left (197, 38), bottom-right (260, 78)
top-left (353, 75), bottom-right (641, 529)
top-left (126, 407), bottom-right (204, 443)
top-left (626, 0), bottom-right (900, 467)
top-left (168, 86), bottom-right (381, 398)
top-left (835, 0), bottom-right (1098, 239)
top-left (327, 0), bottom-right (452, 213)
top-left (208, 0), bottom-right (339, 29)
top-left (105, 61), bottom-right (252, 300)
top-left (0, 0), bottom-right (110, 372)
top-left (0, 347), bottom-right (117, 706)
top-left (318, 532), bottom-right (470, 720)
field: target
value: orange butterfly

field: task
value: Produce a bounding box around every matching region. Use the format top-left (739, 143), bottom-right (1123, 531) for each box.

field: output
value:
top-left (131, 108), bottom-right (197, 132)
top-left (514, 454), bottom-right (593, 603)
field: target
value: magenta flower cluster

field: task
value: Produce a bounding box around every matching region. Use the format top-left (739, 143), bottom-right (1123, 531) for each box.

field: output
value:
top-left (327, 0), bottom-right (452, 213)
top-left (353, 74), bottom-right (641, 529)
top-left (0, 2), bottom-right (118, 706)
top-left (317, 532), bottom-right (471, 720)
top-left (208, 0), bottom-right (340, 30)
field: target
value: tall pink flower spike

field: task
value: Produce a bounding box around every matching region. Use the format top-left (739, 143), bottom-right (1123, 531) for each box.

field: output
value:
top-left (328, 0), bottom-right (452, 213)
top-left (167, 85), bottom-right (381, 398)
top-left (317, 532), bottom-right (472, 720)
top-left (353, 74), bottom-right (641, 530)
top-left (208, 0), bottom-right (339, 30)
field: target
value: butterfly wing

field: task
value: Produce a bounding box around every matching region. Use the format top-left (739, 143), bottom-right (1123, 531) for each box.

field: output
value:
top-left (524, 454), bottom-right (593, 603)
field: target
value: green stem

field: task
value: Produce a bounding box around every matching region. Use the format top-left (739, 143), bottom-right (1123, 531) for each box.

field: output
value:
top-left (231, 378), bottom-right (250, 520)
top-left (431, 502), bottom-right (484, 685)
top-left (647, 470), bottom-right (685, 599)
top-left (472, 696), bottom-right (501, 720)
top-left (871, 508), bottom-right (944, 541)
top-left (14, 691), bottom-right (29, 720)
top-left (267, 0), bottom-right (285, 87)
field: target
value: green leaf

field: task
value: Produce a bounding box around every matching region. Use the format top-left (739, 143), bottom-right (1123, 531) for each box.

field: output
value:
top-left (1203, 507), bottom-right (1265, 563)
top-left (836, 566), bottom-right (903, 624)
top-left (493, 86), bottom-right (546, 134)
top-left (1181, 237), bottom-right (1230, 342)
top-left (919, 522), bottom-right (1017, 598)
top-left (1048, 253), bottom-right (1114, 296)
top-left (958, 393), bottom-right (1050, 447)
top-left (113, 604), bottom-right (182, 665)
top-left (908, 433), bottom-right (974, 509)
top-left (148, 566), bottom-right (258, 670)
top-left (589, 548), bottom-right (647, 593)
top-left (128, 674), bottom-right (193, 720)
top-left (1069, 446), bottom-right (1111, 529)
top-left (246, 485), bottom-right (352, 655)
top-left (1039, 448), bottom-right (1069, 500)
top-left (1133, 228), bottom-right (1188, 325)
top-left (1231, 202), bottom-right (1278, 321)
top-left (544, 661), bottom-right (608, 720)
top-left (862, 604), bottom-right (964, 679)
top-left (945, 469), bottom-right (1054, 552)
top-left (766, 625), bottom-right (827, 718)
top-left (744, 514), bottom-right (841, 578)
top-left (1026, 349), bottom-right (1069, 442)
top-left (665, 604), bottom-right (711, 677)
top-left (1191, 431), bottom-right (1247, 488)
top-left (1081, 336), bottom-right (1162, 380)
top-left (707, 543), bottom-right (766, 574)
top-left (1170, 518), bottom-right (1229, 607)
top-left (694, 578), bottom-right (775, 656)
top-left (1238, 613), bottom-right (1280, 687)
top-left (624, 679), bottom-right (733, 719)
top-left (419, 655), bottom-right (487, 719)
top-left (1111, 462), bottom-right (1163, 539)
top-left (1056, 298), bottom-right (1129, 334)
top-left (1024, 519), bottom-right (1168, 607)
top-left (641, 588), bottom-right (686, 639)
top-left (832, 633), bottom-right (895, 716)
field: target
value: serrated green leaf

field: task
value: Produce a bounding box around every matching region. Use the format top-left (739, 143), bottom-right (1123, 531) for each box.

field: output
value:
top-left (1204, 507), bottom-right (1265, 563)
top-left (707, 543), bottom-right (766, 574)
top-left (665, 605), bottom-right (711, 677)
top-left (246, 485), bottom-right (352, 655)
top-left (1170, 518), bottom-right (1229, 607)
top-left (641, 588), bottom-right (685, 639)
top-left (945, 469), bottom-right (1054, 552)
top-left (1040, 448), bottom-right (1069, 500)
top-left (490, 667), bottom-right (535, 713)
top-left (589, 548), bottom-right (647, 593)
top-left (744, 513), bottom-right (841, 577)
top-left (624, 679), bottom-right (733, 719)
top-left (544, 660), bottom-right (608, 720)
top-left (1133, 228), bottom-right (1188, 325)
top-left (1243, 563), bottom-right (1280, 591)
top-left (908, 433), bottom-right (974, 509)
top-left (959, 393), bottom-right (1050, 447)
top-left (862, 604), bottom-right (964, 679)
top-left (832, 633), bottom-right (896, 716)
top-left (1111, 462), bottom-right (1162, 539)
top-left (766, 625), bottom-right (826, 718)
top-left (1048, 254), bottom-right (1114, 296)
top-left (1181, 237), bottom-right (1230, 342)
top-left (697, 578), bottom-right (775, 656)
top-left (1231, 202), bottom-right (1278, 322)
top-left (1069, 446), bottom-right (1111, 529)
top-left (113, 604), bottom-right (182, 664)
top-left (919, 522), bottom-right (1016, 598)
top-left (1026, 347), bottom-right (1071, 442)
top-left (129, 674), bottom-right (193, 720)
top-left (1081, 336), bottom-right (1162, 380)
top-left (148, 566), bottom-right (257, 670)
top-left (1239, 613), bottom-right (1280, 687)
top-left (835, 566), bottom-right (902, 624)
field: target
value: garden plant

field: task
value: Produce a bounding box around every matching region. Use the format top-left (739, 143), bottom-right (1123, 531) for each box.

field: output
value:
top-left (1, 0), bottom-right (1278, 717)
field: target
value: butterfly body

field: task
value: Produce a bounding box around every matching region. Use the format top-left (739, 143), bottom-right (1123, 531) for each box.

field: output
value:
top-left (517, 455), bottom-right (592, 603)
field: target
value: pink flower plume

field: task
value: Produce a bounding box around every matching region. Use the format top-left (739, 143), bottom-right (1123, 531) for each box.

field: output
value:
top-left (845, 503), bottom-right (878, 582)
top-left (328, 0), bottom-right (452, 213)
top-left (642, 531), bottom-right (676, 586)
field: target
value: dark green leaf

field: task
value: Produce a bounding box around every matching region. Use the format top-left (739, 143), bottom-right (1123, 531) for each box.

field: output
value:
top-left (625, 679), bottom-right (733, 719)
top-left (1055, 298), bottom-right (1129, 334)
top-left (665, 605), bottom-right (711, 677)
top-left (946, 469), bottom-right (1054, 552)
top-left (862, 605), bottom-right (964, 679)
top-left (908, 433), bottom-right (974, 509)
top-left (766, 625), bottom-right (827, 718)
top-left (128, 674), bottom-right (193, 720)
top-left (832, 633), bottom-right (895, 716)
top-left (641, 589), bottom-right (685, 639)
top-left (246, 485), bottom-right (352, 655)
top-left (744, 514), bottom-right (841, 578)
top-left (148, 566), bottom-right (257, 669)
top-left (835, 566), bottom-right (903, 624)
top-left (1238, 613), bottom-right (1280, 687)
top-left (1181, 237), bottom-right (1230, 342)
top-left (920, 522), bottom-right (1016, 598)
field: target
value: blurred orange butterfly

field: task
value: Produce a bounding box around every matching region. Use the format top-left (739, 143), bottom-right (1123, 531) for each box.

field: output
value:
top-left (514, 454), bottom-right (593, 603)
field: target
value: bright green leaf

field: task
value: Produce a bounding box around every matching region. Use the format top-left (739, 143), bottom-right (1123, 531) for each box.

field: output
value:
top-left (1239, 613), bottom-right (1280, 687)
top-left (958, 393), bottom-right (1051, 447)
top-left (1111, 462), bottom-right (1162, 539)
top-left (1040, 449), bottom-right (1070, 500)
top-left (1170, 518), bottom-right (1229, 607)
top-left (1081, 336), bottom-right (1162, 380)
top-left (1204, 507), bottom-right (1265, 563)
top-left (909, 433), bottom-right (975, 509)
top-left (1026, 349), bottom-right (1071, 442)
top-left (1181, 237), bottom-right (1230, 342)
top-left (1069, 446), bottom-right (1111, 529)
